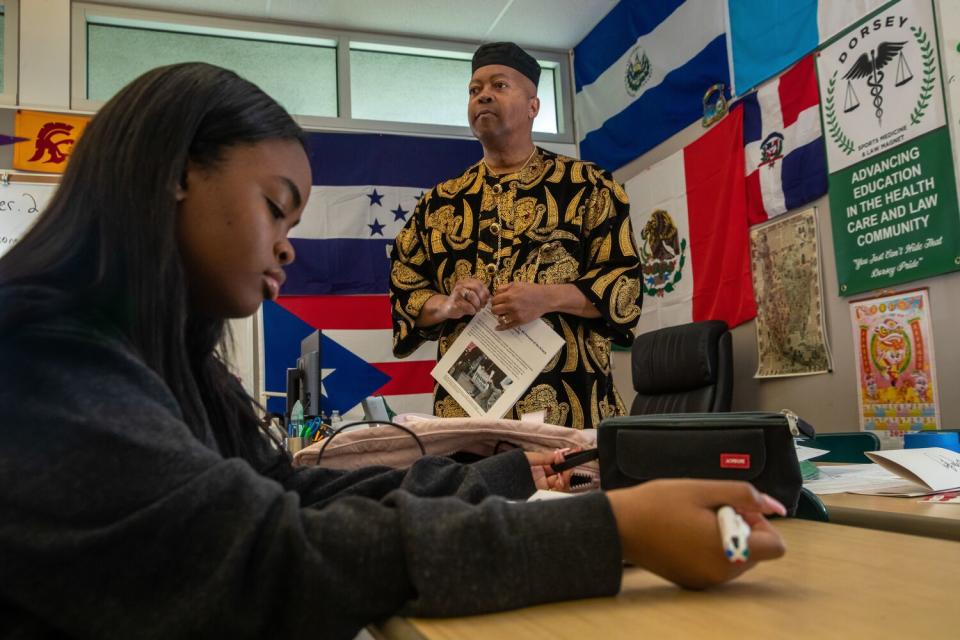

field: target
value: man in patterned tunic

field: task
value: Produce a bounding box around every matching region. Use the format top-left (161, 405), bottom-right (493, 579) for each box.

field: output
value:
top-left (389, 41), bottom-right (642, 429)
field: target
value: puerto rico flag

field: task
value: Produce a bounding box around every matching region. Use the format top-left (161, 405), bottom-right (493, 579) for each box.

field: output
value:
top-left (742, 54), bottom-right (827, 225)
top-left (625, 107), bottom-right (756, 334)
top-left (262, 132), bottom-right (481, 418)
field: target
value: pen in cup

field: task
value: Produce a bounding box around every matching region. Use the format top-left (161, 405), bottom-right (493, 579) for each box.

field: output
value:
top-left (717, 505), bottom-right (751, 563)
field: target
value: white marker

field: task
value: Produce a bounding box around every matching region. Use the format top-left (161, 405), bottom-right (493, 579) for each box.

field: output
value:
top-left (717, 506), bottom-right (751, 563)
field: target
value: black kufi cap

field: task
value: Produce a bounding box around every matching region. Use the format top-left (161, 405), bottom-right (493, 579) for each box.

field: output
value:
top-left (472, 41), bottom-right (540, 87)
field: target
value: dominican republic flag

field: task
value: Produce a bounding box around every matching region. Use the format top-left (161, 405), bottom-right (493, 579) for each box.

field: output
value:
top-left (742, 54), bottom-right (827, 225)
top-left (727, 0), bottom-right (886, 95)
top-left (574, 0), bottom-right (729, 171)
top-left (625, 107), bottom-right (756, 335)
top-left (262, 132), bottom-right (481, 418)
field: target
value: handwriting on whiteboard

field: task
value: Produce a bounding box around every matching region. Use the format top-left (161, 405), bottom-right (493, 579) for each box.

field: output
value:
top-left (0, 182), bottom-right (58, 258)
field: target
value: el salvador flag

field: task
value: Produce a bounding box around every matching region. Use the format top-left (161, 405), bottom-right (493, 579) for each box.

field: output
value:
top-left (574, 0), bottom-right (730, 172)
top-left (263, 132), bottom-right (482, 418)
top-left (727, 0), bottom-right (886, 96)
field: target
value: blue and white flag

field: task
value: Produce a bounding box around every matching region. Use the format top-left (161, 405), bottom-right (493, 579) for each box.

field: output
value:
top-left (574, 0), bottom-right (729, 172)
top-left (727, 0), bottom-right (886, 96)
top-left (287, 132), bottom-right (482, 295)
top-left (263, 132), bottom-right (481, 418)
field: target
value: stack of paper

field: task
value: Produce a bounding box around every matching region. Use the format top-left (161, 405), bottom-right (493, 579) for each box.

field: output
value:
top-left (803, 447), bottom-right (960, 497)
top-left (858, 447), bottom-right (960, 497)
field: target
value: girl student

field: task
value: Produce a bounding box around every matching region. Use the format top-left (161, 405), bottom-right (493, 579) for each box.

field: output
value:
top-left (0, 63), bottom-right (786, 639)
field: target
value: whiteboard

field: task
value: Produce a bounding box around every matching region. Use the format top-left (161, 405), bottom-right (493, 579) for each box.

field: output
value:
top-left (0, 180), bottom-right (58, 258)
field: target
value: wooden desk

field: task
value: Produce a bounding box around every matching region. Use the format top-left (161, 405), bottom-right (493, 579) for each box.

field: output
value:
top-left (373, 520), bottom-right (959, 640)
top-left (821, 491), bottom-right (960, 541)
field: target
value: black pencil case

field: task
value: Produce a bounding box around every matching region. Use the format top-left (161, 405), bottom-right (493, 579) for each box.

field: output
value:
top-left (595, 411), bottom-right (814, 516)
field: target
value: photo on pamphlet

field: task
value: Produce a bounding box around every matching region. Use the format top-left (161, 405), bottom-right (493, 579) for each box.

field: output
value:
top-left (447, 342), bottom-right (513, 412)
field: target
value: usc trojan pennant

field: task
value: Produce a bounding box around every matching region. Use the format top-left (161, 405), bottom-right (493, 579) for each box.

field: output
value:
top-left (14, 110), bottom-right (91, 174)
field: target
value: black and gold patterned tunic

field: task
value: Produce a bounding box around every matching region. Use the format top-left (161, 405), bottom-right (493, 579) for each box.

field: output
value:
top-left (389, 147), bottom-right (642, 429)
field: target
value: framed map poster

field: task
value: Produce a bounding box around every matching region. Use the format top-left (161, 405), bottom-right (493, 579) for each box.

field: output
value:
top-left (849, 288), bottom-right (940, 435)
top-left (750, 208), bottom-right (832, 377)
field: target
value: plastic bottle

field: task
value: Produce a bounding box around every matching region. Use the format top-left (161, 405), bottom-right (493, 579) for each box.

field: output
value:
top-left (330, 409), bottom-right (342, 429)
top-left (290, 400), bottom-right (304, 437)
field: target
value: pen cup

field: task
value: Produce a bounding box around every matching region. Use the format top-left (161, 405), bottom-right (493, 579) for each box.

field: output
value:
top-left (903, 431), bottom-right (960, 452)
top-left (286, 436), bottom-right (305, 454)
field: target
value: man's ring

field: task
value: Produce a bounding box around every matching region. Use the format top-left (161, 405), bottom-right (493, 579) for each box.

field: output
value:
top-left (499, 314), bottom-right (508, 324)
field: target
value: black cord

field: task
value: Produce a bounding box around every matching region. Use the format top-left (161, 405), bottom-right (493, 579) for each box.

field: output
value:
top-left (314, 420), bottom-right (427, 465)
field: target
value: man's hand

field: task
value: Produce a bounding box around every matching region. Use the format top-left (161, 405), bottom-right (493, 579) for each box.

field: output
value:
top-left (415, 278), bottom-right (490, 327)
top-left (606, 479), bottom-right (787, 590)
top-left (491, 282), bottom-right (550, 330)
top-left (491, 282), bottom-right (600, 330)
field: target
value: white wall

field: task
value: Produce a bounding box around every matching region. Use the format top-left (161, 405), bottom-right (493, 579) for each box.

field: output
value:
top-left (19, 0), bottom-right (70, 109)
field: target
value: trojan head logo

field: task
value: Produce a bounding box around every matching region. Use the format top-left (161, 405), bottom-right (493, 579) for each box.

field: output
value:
top-left (625, 46), bottom-right (651, 96)
top-left (639, 209), bottom-right (687, 297)
top-left (27, 122), bottom-right (76, 164)
top-left (759, 132), bottom-right (784, 166)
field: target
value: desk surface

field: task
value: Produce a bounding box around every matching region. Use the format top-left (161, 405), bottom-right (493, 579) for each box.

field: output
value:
top-left (821, 491), bottom-right (960, 541)
top-left (373, 520), bottom-right (960, 640)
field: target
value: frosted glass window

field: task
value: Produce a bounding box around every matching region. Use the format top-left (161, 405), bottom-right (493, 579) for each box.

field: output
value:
top-left (350, 49), bottom-right (558, 134)
top-left (87, 24), bottom-right (337, 117)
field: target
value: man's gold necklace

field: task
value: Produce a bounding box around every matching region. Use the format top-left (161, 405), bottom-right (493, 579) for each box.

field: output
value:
top-left (481, 148), bottom-right (542, 291)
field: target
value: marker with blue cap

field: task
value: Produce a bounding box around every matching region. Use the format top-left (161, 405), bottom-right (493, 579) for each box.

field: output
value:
top-left (717, 505), bottom-right (751, 563)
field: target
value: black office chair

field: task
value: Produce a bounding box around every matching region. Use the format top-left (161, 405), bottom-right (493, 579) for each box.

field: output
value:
top-left (794, 487), bottom-right (830, 522)
top-left (630, 320), bottom-right (733, 415)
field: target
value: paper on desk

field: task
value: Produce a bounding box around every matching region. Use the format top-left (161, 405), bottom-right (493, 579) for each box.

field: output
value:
top-left (856, 447), bottom-right (960, 496)
top-left (795, 444), bottom-right (830, 462)
top-left (803, 464), bottom-right (908, 495)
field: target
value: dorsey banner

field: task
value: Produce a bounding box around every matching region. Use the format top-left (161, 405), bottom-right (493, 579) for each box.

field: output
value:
top-left (816, 0), bottom-right (960, 296)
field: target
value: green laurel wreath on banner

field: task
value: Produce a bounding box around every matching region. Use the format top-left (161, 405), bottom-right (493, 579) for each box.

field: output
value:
top-left (909, 25), bottom-right (936, 126)
top-left (824, 72), bottom-right (855, 155)
top-left (642, 238), bottom-right (687, 296)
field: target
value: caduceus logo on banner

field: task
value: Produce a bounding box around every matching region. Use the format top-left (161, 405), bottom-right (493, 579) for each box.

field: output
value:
top-left (819, 5), bottom-right (942, 168)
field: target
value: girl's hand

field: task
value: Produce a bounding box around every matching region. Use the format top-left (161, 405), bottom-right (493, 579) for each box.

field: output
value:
top-left (606, 479), bottom-right (786, 589)
top-left (525, 449), bottom-right (576, 492)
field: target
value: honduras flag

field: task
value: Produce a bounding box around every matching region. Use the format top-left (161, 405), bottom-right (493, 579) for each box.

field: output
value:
top-left (574, 0), bottom-right (730, 172)
top-left (727, 0), bottom-right (886, 96)
top-left (263, 132), bottom-right (481, 418)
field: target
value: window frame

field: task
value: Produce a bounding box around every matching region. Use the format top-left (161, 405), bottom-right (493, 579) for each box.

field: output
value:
top-left (0, 0), bottom-right (19, 106)
top-left (70, 2), bottom-right (574, 143)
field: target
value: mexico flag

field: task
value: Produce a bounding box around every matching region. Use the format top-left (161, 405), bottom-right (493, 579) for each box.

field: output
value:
top-left (625, 107), bottom-right (756, 334)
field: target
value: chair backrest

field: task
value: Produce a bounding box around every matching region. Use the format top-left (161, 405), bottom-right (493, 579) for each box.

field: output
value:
top-left (794, 487), bottom-right (830, 522)
top-left (630, 320), bottom-right (733, 415)
top-left (799, 432), bottom-right (880, 463)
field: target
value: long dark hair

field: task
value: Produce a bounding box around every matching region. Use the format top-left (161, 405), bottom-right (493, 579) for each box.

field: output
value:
top-left (0, 63), bottom-right (306, 470)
